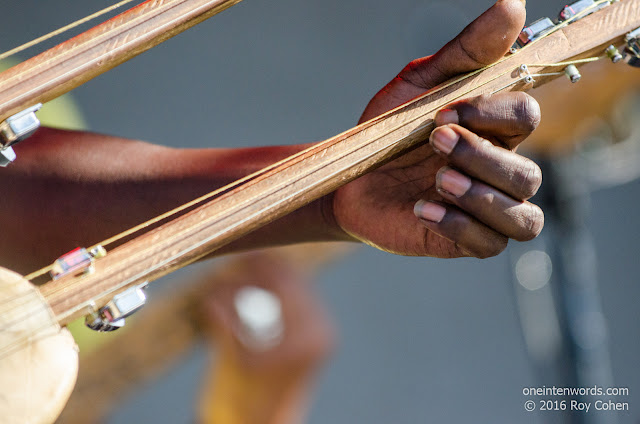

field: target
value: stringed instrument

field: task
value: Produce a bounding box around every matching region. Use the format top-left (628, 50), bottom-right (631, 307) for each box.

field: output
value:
top-left (1, 0), bottom-right (639, 422)
top-left (527, 57), bottom-right (640, 154)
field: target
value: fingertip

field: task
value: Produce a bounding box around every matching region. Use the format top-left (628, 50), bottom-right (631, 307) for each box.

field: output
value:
top-left (452, 0), bottom-right (527, 66)
top-left (436, 166), bottom-right (472, 198)
top-left (414, 200), bottom-right (446, 223)
top-left (430, 125), bottom-right (460, 155)
top-left (398, 0), bottom-right (527, 91)
top-left (494, 0), bottom-right (527, 36)
top-left (520, 92), bottom-right (542, 134)
top-left (435, 108), bottom-right (459, 126)
top-left (495, 0), bottom-right (527, 22)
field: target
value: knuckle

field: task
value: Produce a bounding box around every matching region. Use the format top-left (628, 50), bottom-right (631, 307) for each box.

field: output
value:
top-left (515, 159), bottom-right (543, 199)
top-left (456, 36), bottom-right (492, 67)
top-left (476, 93), bottom-right (493, 106)
top-left (460, 94), bottom-right (491, 119)
top-left (399, 57), bottom-right (442, 89)
top-left (398, 60), bottom-right (422, 85)
top-left (516, 203), bottom-right (545, 241)
top-left (447, 94), bottom-right (490, 126)
top-left (514, 92), bottom-right (541, 134)
top-left (469, 93), bottom-right (492, 109)
top-left (438, 125), bottom-right (478, 159)
top-left (452, 132), bottom-right (493, 170)
top-left (472, 134), bottom-right (494, 156)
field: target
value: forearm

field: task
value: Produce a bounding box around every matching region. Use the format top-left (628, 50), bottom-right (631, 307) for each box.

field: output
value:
top-left (0, 127), bottom-right (351, 274)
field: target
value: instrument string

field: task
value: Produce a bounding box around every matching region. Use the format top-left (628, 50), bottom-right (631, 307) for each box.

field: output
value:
top-left (21, 0), bottom-right (614, 279)
top-left (0, 0), bottom-right (617, 357)
top-left (0, 0), bottom-right (139, 62)
top-left (4, 24), bottom-right (612, 359)
top-left (22, 39), bottom-right (508, 282)
top-left (3, 50), bottom-right (601, 354)
top-left (1, 0), bottom-right (221, 115)
top-left (34, 66), bottom-right (516, 306)
top-left (0, 62), bottom-right (514, 352)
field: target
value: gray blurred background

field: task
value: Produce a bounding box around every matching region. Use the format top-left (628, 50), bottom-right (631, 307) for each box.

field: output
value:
top-left (2, 0), bottom-right (640, 422)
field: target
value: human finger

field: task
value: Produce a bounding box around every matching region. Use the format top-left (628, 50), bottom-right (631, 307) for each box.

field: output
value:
top-left (359, 0), bottom-right (527, 122)
top-left (413, 200), bottom-right (509, 259)
top-left (429, 124), bottom-right (543, 200)
top-left (399, 0), bottom-right (526, 90)
top-left (435, 166), bottom-right (544, 241)
top-left (435, 92), bottom-right (541, 149)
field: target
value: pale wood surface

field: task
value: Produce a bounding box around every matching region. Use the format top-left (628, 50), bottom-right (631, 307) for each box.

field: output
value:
top-left (36, 0), bottom-right (640, 326)
top-left (0, 0), bottom-right (243, 123)
top-left (0, 267), bottom-right (78, 424)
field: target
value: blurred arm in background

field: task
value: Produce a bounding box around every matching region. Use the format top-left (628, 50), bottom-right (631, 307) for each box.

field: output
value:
top-left (57, 244), bottom-right (346, 424)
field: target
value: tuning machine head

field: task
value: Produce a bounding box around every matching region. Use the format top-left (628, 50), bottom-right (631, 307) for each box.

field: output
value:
top-left (0, 104), bottom-right (42, 167)
top-left (85, 282), bottom-right (148, 332)
top-left (50, 245), bottom-right (107, 280)
top-left (564, 65), bottom-right (582, 83)
top-left (623, 27), bottom-right (640, 68)
top-left (0, 147), bottom-right (16, 167)
top-left (605, 45), bottom-right (623, 63)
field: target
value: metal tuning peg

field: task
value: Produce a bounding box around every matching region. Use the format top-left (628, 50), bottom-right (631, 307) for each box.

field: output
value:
top-left (623, 27), bottom-right (640, 68)
top-left (0, 104), bottom-right (42, 167)
top-left (514, 17), bottom-right (555, 48)
top-left (0, 147), bottom-right (16, 168)
top-left (557, 0), bottom-right (611, 22)
top-left (605, 45), bottom-right (623, 63)
top-left (85, 282), bottom-right (149, 332)
top-left (564, 65), bottom-right (582, 83)
top-left (50, 245), bottom-right (107, 280)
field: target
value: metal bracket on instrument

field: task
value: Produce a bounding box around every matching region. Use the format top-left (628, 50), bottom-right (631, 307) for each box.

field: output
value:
top-left (0, 147), bottom-right (16, 168)
top-left (557, 0), bottom-right (612, 22)
top-left (511, 1), bottom-right (618, 53)
top-left (85, 282), bottom-right (149, 332)
top-left (515, 17), bottom-right (555, 48)
top-left (623, 27), bottom-right (640, 67)
top-left (50, 245), bottom-right (107, 280)
top-left (0, 104), bottom-right (43, 167)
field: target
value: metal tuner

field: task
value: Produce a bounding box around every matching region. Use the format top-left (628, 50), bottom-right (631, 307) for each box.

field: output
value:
top-left (85, 283), bottom-right (149, 332)
top-left (0, 104), bottom-right (42, 167)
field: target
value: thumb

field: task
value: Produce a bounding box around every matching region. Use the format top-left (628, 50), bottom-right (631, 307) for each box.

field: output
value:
top-left (360, 0), bottom-right (526, 122)
top-left (405, 0), bottom-right (526, 89)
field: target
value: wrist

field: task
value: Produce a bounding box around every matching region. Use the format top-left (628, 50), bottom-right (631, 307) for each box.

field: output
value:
top-left (318, 191), bottom-right (356, 242)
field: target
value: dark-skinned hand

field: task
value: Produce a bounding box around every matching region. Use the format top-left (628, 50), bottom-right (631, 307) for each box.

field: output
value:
top-left (333, 0), bottom-right (544, 258)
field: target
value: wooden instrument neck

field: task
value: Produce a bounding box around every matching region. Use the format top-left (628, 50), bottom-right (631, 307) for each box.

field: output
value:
top-left (0, 0), bottom-right (243, 123)
top-left (25, 0), bottom-right (640, 324)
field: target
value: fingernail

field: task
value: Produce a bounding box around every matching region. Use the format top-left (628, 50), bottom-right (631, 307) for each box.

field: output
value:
top-left (413, 200), bottom-right (446, 223)
top-left (435, 108), bottom-right (459, 126)
top-left (438, 167), bottom-right (472, 197)
top-left (430, 126), bottom-right (459, 155)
